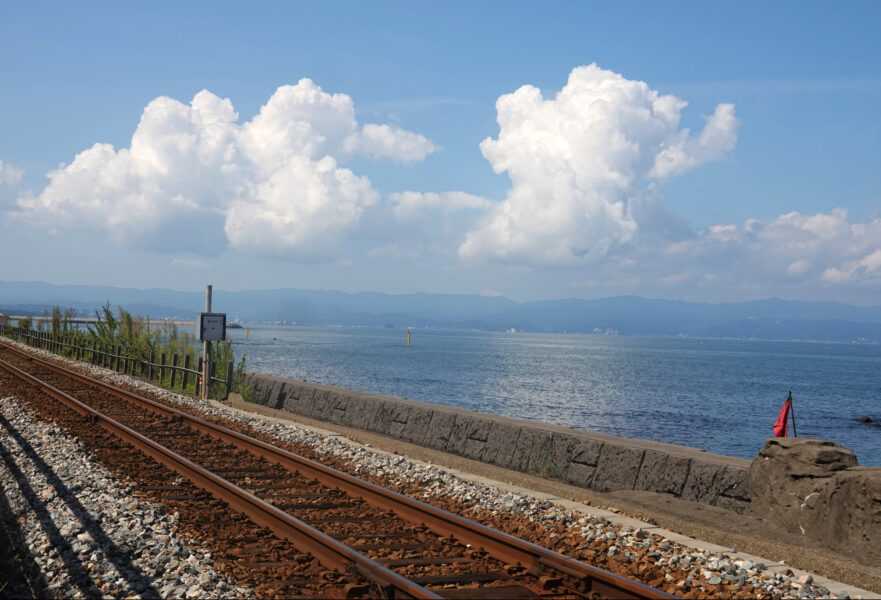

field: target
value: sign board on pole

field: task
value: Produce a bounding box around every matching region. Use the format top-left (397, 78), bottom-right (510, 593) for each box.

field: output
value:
top-left (198, 313), bottom-right (226, 341)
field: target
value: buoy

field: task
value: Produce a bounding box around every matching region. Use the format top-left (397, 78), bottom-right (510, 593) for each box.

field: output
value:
top-left (407, 331), bottom-right (411, 348)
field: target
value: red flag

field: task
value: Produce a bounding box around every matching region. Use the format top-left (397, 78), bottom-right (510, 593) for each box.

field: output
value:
top-left (773, 393), bottom-right (792, 437)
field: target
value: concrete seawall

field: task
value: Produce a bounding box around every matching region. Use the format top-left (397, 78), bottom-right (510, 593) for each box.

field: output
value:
top-left (242, 372), bottom-right (751, 509)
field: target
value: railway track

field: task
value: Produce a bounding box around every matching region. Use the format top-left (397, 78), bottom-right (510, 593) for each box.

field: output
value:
top-left (0, 341), bottom-right (675, 599)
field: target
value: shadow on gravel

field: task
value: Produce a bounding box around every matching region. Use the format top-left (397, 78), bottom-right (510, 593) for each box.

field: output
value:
top-left (0, 414), bottom-right (160, 598)
top-left (0, 460), bottom-right (50, 599)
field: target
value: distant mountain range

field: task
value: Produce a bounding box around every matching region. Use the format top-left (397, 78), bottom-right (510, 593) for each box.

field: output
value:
top-left (2, 280), bottom-right (881, 343)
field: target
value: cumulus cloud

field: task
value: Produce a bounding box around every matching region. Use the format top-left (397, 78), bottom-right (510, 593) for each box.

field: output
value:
top-left (225, 155), bottom-right (378, 257)
top-left (0, 160), bottom-right (24, 186)
top-left (459, 64), bottom-right (739, 265)
top-left (549, 207), bottom-right (881, 301)
top-left (388, 191), bottom-right (492, 220)
top-left (651, 208), bottom-right (881, 290)
top-left (16, 80), bottom-right (434, 257)
top-left (650, 103), bottom-right (738, 178)
top-left (358, 124), bottom-right (437, 162)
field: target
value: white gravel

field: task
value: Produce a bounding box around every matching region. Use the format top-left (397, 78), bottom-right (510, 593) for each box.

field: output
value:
top-left (0, 397), bottom-right (252, 599)
top-left (0, 338), bottom-right (862, 599)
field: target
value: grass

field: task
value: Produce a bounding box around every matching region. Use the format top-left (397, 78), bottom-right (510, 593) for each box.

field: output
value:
top-left (2, 303), bottom-right (252, 401)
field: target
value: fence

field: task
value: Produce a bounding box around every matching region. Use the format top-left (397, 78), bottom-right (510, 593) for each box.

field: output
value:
top-left (0, 324), bottom-right (234, 400)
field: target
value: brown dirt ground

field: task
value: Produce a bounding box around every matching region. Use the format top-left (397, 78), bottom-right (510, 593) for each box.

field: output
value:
top-left (226, 396), bottom-right (881, 595)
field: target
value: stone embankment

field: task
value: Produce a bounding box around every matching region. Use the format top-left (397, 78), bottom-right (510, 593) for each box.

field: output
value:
top-left (242, 372), bottom-right (751, 509)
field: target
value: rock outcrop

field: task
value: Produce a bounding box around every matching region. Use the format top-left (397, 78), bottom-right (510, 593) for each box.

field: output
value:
top-left (749, 438), bottom-right (881, 566)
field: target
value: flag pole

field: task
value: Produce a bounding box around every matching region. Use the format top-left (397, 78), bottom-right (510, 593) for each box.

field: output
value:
top-left (788, 389), bottom-right (797, 437)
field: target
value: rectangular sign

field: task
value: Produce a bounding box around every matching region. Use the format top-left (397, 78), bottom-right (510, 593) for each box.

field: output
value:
top-left (198, 312), bottom-right (226, 341)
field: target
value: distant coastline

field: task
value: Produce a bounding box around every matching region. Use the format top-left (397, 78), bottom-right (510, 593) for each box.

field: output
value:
top-left (2, 280), bottom-right (881, 344)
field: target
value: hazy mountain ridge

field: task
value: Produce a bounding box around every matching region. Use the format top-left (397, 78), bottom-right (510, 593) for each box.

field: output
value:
top-left (1, 280), bottom-right (880, 343)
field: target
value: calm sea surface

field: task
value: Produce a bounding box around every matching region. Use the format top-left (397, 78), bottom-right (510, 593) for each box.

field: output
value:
top-left (226, 325), bottom-right (881, 465)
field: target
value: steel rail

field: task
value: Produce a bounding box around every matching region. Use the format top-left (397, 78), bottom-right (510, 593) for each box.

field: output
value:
top-left (0, 341), bottom-right (676, 599)
top-left (0, 354), bottom-right (440, 600)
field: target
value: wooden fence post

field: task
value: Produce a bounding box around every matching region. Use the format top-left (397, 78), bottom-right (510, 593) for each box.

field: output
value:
top-left (170, 354), bottom-right (178, 389)
top-left (182, 355), bottom-right (191, 391)
top-left (159, 353), bottom-right (166, 384)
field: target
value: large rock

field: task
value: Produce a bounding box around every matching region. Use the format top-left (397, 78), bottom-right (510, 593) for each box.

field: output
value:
top-left (816, 467), bottom-right (881, 566)
top-left (750, 438), bottom-right (880, 566)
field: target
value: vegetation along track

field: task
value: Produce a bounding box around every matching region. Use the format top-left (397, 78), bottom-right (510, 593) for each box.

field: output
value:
top-left (0, 341), bottom-right (674, 599)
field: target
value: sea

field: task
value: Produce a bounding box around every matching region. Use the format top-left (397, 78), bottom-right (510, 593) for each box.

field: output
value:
top-left (224, 325), bottom-right (881, 466)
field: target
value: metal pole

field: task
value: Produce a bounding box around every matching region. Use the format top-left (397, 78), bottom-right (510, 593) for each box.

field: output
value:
top-left (789, 391), bottom-right (797, 437)
top-left (202, 284), bottom-right (211, 400)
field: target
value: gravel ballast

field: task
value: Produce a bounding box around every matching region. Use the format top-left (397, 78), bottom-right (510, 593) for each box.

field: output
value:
top-left (0, 397), bottom-right (252, 599)
top-left (0, 338), bottom-right (873, 598)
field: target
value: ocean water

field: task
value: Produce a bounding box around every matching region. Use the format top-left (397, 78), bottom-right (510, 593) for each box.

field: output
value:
top-left (226, 325), bottom-right (881, 465)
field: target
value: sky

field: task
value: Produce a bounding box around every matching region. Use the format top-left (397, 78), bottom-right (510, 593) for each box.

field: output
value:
top-left (1, 1), bottom-right (880, 304)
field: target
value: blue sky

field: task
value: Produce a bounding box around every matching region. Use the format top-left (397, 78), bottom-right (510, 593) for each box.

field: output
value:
top-left (1, 1), bottom-right (880, 303)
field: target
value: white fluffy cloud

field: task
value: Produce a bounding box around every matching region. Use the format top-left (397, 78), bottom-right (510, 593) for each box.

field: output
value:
top-left (459, 64), bottom-right (739, 265)
top-left (358, 124), bottom-right (437, 162)
top-left (649, 103), bottom-right (738, 178)
top-left (225, 155), bottom-right (379, 257)
top-left (0, 160), bottom-right (23, 186)
top-left (16, 80), bottom-right (434, 256)
top-left (556, 208), bottom-right (881, 300)
top-left (632, 208), bottom-right (881, 293)
top-left (388, 191), bottom-right (492, 220)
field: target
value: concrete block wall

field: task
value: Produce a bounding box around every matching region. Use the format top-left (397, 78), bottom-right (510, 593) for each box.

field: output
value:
top-left (242, 372), bottom-right (751, 509)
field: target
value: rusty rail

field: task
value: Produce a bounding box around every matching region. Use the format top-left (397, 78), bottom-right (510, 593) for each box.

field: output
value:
top-left (0, 352), bottom-right (439, 599)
